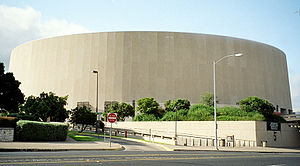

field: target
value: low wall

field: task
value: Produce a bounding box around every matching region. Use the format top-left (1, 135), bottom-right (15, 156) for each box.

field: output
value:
top-left (256, 122), bottom-right (300, 147)
top-left (110, 121), bottom-right (300, 147)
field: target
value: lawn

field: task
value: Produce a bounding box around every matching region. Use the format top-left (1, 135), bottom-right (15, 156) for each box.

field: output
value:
top-left (68, 134), bottom-right (103, 141)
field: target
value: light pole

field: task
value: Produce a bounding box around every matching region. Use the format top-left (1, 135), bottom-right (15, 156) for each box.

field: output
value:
top-left (93, 70), bottom-right (99, 134)
top-left (213, 53), bottom-right (243, 150)
top-left (175, 108), bottom-right (177, 145)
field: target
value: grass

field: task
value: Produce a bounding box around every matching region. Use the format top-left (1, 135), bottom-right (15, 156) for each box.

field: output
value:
top-left (68, 134), bottom-right (103, 141)
top-left (68, 130), bottom-right (173, 145)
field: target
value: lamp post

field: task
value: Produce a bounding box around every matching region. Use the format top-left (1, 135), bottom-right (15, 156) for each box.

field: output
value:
top-left (175, 108), bottom-right (177, 145)
top-left (213, 53), bottom-right (243, 150)
top-left (93, 70), bottom-right (99, 134)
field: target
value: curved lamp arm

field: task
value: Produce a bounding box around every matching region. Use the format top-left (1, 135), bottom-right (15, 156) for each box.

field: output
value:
top-left (215, 53), bottom-right (243, 64)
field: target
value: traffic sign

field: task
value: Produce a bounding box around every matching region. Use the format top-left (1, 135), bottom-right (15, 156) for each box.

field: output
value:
top-left (107, 113), bottom-right (117, 123)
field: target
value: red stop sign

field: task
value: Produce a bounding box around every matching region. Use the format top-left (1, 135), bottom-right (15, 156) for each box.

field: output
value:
top-left (107, 113), bottom-right (117, 123)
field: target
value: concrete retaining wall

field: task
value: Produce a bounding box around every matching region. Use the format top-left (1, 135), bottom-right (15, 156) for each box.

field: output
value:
top-left (110, 121), bottom-right (300, 147)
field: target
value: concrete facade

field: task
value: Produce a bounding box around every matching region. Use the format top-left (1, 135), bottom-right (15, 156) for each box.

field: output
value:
top-left (9, 31), bottom-right (292, 112)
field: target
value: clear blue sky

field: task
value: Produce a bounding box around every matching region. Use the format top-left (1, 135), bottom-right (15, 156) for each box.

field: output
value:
top-left (1, 0), bottom-right (300, 109)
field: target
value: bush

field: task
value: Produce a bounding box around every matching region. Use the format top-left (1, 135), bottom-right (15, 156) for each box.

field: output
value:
top-left (137, 98), bottom-right (159, 116)
top-left (133, 113), bottom-right (157, 121)
top-left (239, 96), bottom-right (275, 116)
top-left (268, 114), bottom-right (286, 123)
top-left (161, 109), bottom-right (188, 121)
top-left (0, 117), bottom-right (19, 128)
top-left (199, 93), bottom-right (217, 107)
top-left (186, 109), bottom-right (214, 121)
top-left (189, 104), bottom-right (213, 113)
top-left (166, 99), bottom-right (190, 112)
top-left (15, 120), bottom-right (68, 141)
top-left (217, 106), bottom-right (265, 121)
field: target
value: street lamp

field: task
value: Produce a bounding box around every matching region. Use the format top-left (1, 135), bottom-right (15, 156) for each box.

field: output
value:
top-left (93, 70), bottom-right (99, 134)
top-left (175, 107), bottom-right (177, 145)
top-left (213, 53), bottom-right (243, 150)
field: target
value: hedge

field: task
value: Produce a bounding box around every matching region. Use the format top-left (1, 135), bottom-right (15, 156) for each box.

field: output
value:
top-left (16, 120), bottom-right (68, 141)
top-left (0, 117), bottom-right (19, 128)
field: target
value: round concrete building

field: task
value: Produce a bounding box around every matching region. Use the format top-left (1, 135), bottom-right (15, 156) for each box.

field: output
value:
top-left (9, 31), bottom-right (292, 113)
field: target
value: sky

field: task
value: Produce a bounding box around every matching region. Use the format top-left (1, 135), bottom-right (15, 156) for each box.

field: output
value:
top-left (0, 0), bottom-right (299, 110)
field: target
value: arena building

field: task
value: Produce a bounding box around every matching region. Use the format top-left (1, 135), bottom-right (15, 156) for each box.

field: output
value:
top-left (9, 31), bottom-right (292, 114)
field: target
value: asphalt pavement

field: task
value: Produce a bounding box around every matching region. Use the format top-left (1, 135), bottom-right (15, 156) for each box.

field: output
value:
top-left (1, 150), bottom-right (300, 166)
top-left (1, 135), bottom-right (300, 153)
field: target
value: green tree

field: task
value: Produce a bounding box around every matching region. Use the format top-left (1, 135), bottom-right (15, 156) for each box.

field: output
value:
top-left (0, 62), bottom-right (24, 113)
top-left (166, 99), bottom-right (190, 112)
top-left (20, 92), bottom-right (68, 122)
top-left (239, 96), bottom-right (275, 120)
top-left (70, 106), bottom-right (96, 132)
top-left (137, 97), bottom-right (159, 116)
top-left (105, 102), bottom-right (135, 121)
top-left (199, 93), bottom-right (217, 107)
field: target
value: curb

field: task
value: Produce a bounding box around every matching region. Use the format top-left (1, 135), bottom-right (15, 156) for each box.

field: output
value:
top-left (171, 148), bottom-right (300, 153)
top-left (0, 145), bottom-right (123, 152)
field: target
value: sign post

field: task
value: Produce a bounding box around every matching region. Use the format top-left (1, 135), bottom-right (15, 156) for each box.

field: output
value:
top-left (107, 113), bottom-right (117, 147)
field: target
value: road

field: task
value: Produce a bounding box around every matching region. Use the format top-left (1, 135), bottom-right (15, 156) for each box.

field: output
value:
top-left (1, 137), bottom-right (300, 165)
top-left (1, 151), bottom-right (300, 166)
top-left (109, 137), bottom-right (165, 151)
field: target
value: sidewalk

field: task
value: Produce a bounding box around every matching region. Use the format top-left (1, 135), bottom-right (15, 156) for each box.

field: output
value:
top-left (0, 136), bottom-right (123, 152)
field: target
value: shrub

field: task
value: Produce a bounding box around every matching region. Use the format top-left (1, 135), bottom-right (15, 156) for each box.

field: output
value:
top-left (268, 114), bottom-right (286, 123)
top-left (161, 109), bottom-right (188, 121)
top-left (239, 96), bottom-right (275, 116)
top-left (15, 120), bottom-right (68, 141)
top-left (133, 113), bottom-right (157, 121)
top-left (189, 104), bottom-right (213, 113)
top-left (0, 117), bottom-right (19, 128)
top-left (217, 106), bottom-right (265, 121)
top-left (186, 104), bottom-right (214, 121)
top-left (166, 99), bottom-right (190, 112)
top-left (199, 93), bottom-right (217, 107)
top-left (186, 109), bottom-right (214, 121)
top-left (137, 98), bottom-right (160, 116)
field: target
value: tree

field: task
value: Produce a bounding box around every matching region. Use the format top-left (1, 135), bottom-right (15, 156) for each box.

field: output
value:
top-left (105, 102), bottom-right (135, 121)
top-left (166, 99), bottom-right (190, 112)
top-left (137, 97), bottom-right (159, 115)
top-left (0, 62), bottom-right (24, 113)
top-left (199, 93), bottom-right (217, 107)
top-left (239, 96), bottom-right (275, 119)
top-left (70, 106), bottom-right (96, 132)
top-left (20, 92), bottom-right (68, 122)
